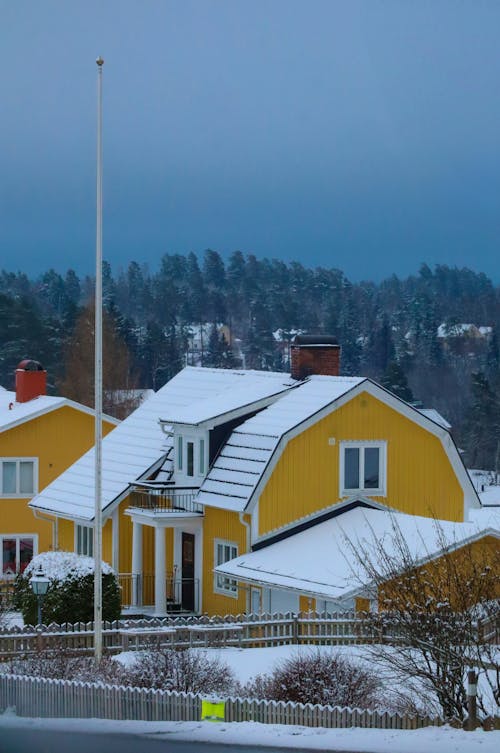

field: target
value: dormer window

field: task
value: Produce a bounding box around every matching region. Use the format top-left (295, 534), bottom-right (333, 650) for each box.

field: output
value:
top-left (175, 431), bottom-right (208, 482)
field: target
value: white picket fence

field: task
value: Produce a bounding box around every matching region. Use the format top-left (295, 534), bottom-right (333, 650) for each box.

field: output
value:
top-left (0, 673), bottom-right (443, 729)
top-left (0, 612), bottom-right (374, 658)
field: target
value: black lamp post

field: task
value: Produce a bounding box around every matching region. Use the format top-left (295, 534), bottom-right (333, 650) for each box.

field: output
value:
top-left (30, 565), bottom-right (49, 626)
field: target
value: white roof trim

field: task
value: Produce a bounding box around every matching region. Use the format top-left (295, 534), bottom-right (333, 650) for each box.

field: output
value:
top-left (252, 496), bottom-right (391, 548)
top-left (0, 397), bottom-right (119, 434)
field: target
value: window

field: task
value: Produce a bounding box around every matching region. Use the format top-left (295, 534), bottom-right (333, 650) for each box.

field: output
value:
top-left (186, 441), bottom-right (194, 477)
top-left (176, 433), bottom-right (208, 479)
top-left (340, 442), bottom-right (386, 496)
top-left (177, 436), bottom-right (183, 471)
top-left (76, 525), bottom-right (93, 557)
top-left (0, 459), bottom-right (37, 497)
top-left (1, 535), bottom-right (36, 576)
top-left (214, 539), bottom-right (238, 597)
top-left (199, 439), bottom-right (205, 475)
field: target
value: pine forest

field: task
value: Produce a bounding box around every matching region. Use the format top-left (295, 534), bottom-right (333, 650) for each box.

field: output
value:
top-left (1, 251), bottom-right (499, 472)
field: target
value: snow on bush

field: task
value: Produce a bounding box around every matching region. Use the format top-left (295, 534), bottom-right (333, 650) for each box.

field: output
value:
top-left (14, 551), bottom-right (121, 625)
top-left (237, 650), bottom-right (382, 708)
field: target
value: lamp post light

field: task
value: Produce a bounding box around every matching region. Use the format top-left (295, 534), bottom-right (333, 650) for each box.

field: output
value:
top-left (30, 565), bottom-right (49, 626)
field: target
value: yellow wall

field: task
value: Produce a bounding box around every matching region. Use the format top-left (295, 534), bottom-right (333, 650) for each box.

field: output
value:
top-left (258, 390), bottom-right (463, 537)
top-left (0, 406), bottom-right (115, 557)
top-left (202, 506), bottom-right (248, 616)
top-left (379, 534), bottom-right (500, 611)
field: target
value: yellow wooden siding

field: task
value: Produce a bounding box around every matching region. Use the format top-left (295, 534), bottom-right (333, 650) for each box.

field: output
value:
top-left (56, 518), bottom-right (74, 551)
top-left (118, 499), bottom-right (133, 573)
top-left (378, 535), bottom-right (500, 610)
top-left (299, 594), bottom-right (315, 613)
top-left (0, 406), bottom-right (115, 556)
top-left (259, 391), bottom-right (463, 537)
top-left (355, 597), bottom-right (370, 613)
top-left (201, 507), bottom-right (248, 615)
top-left (102, 519), bottom-right (112, 563)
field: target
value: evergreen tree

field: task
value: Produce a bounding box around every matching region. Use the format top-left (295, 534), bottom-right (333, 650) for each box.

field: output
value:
top-left (381, 361), bottom-right (414, 402)
top-left (462, 372), bottom-right (500, 471)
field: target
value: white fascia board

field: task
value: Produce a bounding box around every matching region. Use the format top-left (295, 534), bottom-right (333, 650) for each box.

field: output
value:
top-left (63, 399), bottom-right (120, 425)
top-left (245, 378), bottom-right (480, 515)
top-left (0, 399), bottom-right (119, 435)
top-left (360, 381), bottom-right (480, 512)
top-left (252, 496), bottom-right (392, 548)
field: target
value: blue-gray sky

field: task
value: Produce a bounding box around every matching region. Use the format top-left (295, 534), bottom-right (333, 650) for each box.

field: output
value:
top-left (1, 1), bottom-right (500, 282)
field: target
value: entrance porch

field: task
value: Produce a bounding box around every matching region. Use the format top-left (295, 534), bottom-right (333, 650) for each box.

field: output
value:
top-left (124, 485), bottom-right (204, 615)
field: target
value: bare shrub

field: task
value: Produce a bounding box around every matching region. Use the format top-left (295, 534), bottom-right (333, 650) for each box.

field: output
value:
top-left (238, 650), bottom-right (381, 708)
top-left (6, 644), bottom-right (123, 684)
top-left (123, 648), bottom-right (235, 695)
top-left (342, 516), bottom-right (500, 719)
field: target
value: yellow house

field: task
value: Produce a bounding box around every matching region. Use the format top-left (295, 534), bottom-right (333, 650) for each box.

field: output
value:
top-left (0, 360), bottom-right (118, 577)
top-left (29, 337), bottom-right (490, 616)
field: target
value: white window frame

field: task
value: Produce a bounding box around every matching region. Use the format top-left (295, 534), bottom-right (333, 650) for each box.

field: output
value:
top-left (214, 538), bottom-right (238, 598)
top-left (0, 458), bottom-right (38, 498)
top-left (1, 533), bottom-right (38, 577)
top-left (175, 430), bottom-right (209, 482)
top-left (339, 441), bottom-right (387, 497)
top-left (75, 524), bottom-right (94, 557)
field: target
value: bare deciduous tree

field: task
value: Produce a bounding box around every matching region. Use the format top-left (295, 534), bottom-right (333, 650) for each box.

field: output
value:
top-left (342, 516), bottom-right (500, 720)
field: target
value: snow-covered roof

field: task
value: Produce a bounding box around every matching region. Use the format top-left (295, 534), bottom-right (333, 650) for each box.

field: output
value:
top-left (215, 505), bottom-right (500, 603)
top-left (197, 376), bottom-right (364, 512)
top-left (479, 487), bottom-right (500, 507)
top-left (159, 371), bottom-right (295, 426)
top-left (418, 408), bottom-right (451, 430)
top-left (0, 389), bottom-right (118, 434)
top-left (437, 323), bottom-right (487, 338)
top-left (29, 367), bottom-right (295, 521)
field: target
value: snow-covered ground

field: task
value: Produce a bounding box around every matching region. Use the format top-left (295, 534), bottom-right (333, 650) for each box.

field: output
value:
top-left (2, 643), bottom-right (499, 751)
top-left (0, 711), bottom-right (498, 753)
top-left (114, 642), bottom-right (499, 715)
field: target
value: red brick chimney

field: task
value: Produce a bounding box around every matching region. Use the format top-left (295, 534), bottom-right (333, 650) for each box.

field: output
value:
top-left (15, 360), bottom-right (47, 403)
top-left (290, 335), bottom-right (341, 380)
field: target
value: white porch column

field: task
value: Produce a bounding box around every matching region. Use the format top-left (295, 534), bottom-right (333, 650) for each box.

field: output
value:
top-left (131, 521), bottom-right (143, 607)
top-left (154, 526), bottom-right (167, 615)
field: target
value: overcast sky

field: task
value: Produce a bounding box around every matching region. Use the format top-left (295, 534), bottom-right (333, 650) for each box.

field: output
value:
top-left (1, 1), bottom-right (500, 282)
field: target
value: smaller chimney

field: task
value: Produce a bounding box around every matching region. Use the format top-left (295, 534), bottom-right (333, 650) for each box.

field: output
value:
top-left (290, 335), bottom-right (341, 380)
top-left (15, 360), bottom-right (47, 403)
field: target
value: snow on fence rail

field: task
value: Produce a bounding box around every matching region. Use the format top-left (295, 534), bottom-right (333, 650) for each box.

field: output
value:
top-left (0, 612), bottom-right (375, 658)
top-left (0, 673), bottom-right (444, 730)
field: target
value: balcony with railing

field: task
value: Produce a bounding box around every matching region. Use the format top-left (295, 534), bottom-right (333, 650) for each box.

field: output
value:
top-left (127, 484), bottom-right (204, 516)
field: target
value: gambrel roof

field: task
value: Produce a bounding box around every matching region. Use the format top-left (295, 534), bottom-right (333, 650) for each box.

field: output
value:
top-left (197, 376), bottom-right (479, 515)
top-left (29, 365), bottom-right (478, 522)
top-left (197, 376), bottom-right (363, 511)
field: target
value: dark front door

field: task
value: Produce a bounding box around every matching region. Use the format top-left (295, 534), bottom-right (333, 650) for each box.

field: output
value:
top-left (181, 532), bottom-right (195, 611)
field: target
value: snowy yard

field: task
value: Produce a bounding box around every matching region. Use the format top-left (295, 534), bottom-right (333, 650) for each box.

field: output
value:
top-left (114, 642), bottom-right (500, 717)
top-left (1, 641), bottom-right (499, 751)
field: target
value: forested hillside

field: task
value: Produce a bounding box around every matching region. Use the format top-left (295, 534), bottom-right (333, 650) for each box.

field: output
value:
top-left (0, 252), bottom-right (498, 470)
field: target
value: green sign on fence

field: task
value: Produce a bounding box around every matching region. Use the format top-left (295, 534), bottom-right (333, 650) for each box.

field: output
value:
top-left (201, 698), bottom-right (226, 722)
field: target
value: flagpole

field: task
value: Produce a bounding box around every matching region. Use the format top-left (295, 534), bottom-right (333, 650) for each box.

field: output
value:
top-left (94, 55), bottom-right (104, 662)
